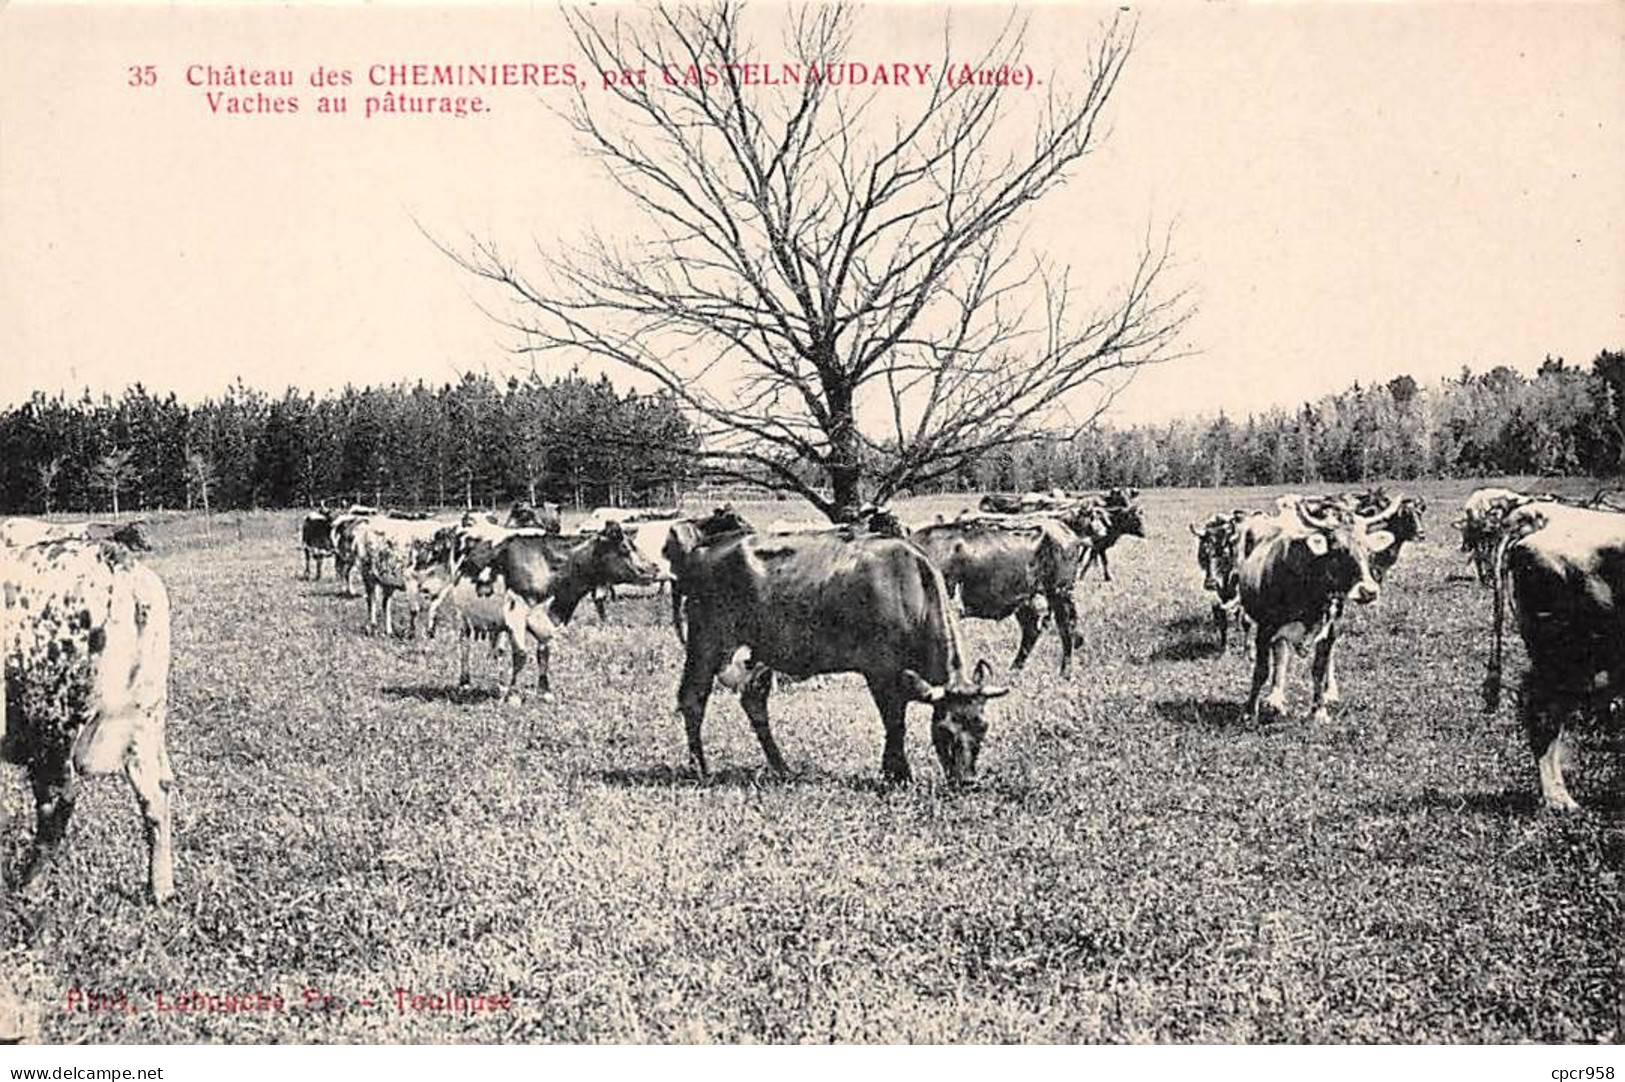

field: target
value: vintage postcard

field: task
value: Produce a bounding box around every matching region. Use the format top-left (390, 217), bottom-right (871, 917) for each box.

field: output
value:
top-left (0, 0), bottom-right (1620, 1064)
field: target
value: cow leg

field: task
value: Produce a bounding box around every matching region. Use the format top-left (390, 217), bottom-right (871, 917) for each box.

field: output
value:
top-left (1050, 591), bottom-right (1079, 676)
top-left (1098, 550), bottom-right (1112, 583)
top-left (1213, 601), bottom-right (1229, 650)
top-left (1011, 603), bottom-right (1044, 671)
top-left (364, 578), bottom-right (379, 631)
top-left (17, 761), bottom-right (77, 895)
top-left (865, 675), bottom-right (912, 784)
top-left (1309, 623), bottom-right (1341, 723)
top-left (740, 667), bottom-right (788, 775)
top-left (314, 553), bottom-right (325, 580)
top-left (500, 598), bottom-right (533, 705)
top-left (303, 549), bottom-right (312, 580)
top-left (125, 719), bottom-right (175, 904)
top-left (1523, 689), bottom-right (1580, 812)
top-left (1245, 625), bottom-right (1274, 720)
top-left (678, 640), bottom-right (727, 778)
top-left (458, 624), bottom-right (474, 688)
top-left (593, 587), bottom-right (609, 624)
top-left (1263, 637), bottom-right (1292, 718)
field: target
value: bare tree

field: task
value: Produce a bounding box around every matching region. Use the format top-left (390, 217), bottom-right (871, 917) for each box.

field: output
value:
top-left (35, 455), bottom-right (64, 515)
top-left (89, 447), bottom-right (138, 517)
top-left (445, 2), bottom-right (1192, 520)
top-left (186, 450), bottom-right (216, 516)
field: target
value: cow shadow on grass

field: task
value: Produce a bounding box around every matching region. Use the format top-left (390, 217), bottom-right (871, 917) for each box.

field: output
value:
top-left (1146, 614), bottom-right (1226, 662)
top-left (597, 762), bottom-right (804, 790)
top-left (1365, 784), bottom-right (1624, 819)
top-left (1151, 697), bottom-right (1250, 730)
top-left (378, 683), bottom-right (503, 705)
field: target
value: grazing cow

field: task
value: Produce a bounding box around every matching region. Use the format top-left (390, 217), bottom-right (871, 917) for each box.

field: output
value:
top-left (1, 539), bottom-right (174, 902)
top-left (456, 522), bottom-right (665, 702)
top-left (0, 518), bottom-right (150, 552)
top-left (1236, 501), bottom-right (1395, 722)
top-left (505, 501), bottom-right (562, 533)
top-left (675, 530), bottom-right (1008, 783)
top-left (355, 516), bottom-right (453, 637)
top-left (1190, 511), bottom-right (1249, 650)
top-left (1483, 502), bottom-right (1625, 811)
top-left (910, 516), bottom-right (1085, 674)
top-left (662, 506), bottom-right (756, 642)
top-left (300, 510), bottom-right (335, 579)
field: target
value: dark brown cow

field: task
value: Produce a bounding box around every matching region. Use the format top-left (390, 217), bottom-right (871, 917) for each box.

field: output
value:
top-left (301, 510), bottom-right (335, 579)
top-left (1483, 502), bottom-right (1625, 811)
top-left (1189, 510), bottom-right (1248, 650)
top-left (661, 506), bottom-right (755, 642)
top-left (1, 539), bottom-right (174, 902)
top-left (675, 530), bottom-right (1007, 784)
top-left (910, 517), bottom-right (1085, 674)
top-left (1236, 502), bottom-right (1394, 722)
top-left (457, 522), bottom-right (664, 702)
top-left (505, 501), bottom-right (562, 533)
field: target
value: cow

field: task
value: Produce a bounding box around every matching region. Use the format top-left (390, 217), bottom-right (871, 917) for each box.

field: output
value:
top-left (910, 516), bottom-right (1086, 674)
top-left (0, 518), bottom-right (151, 552)
top-left (662, 506), bottom-right (756, 642)
top-left (505, 501), bottom-right (562, 533)
top-left (1076, 500), bottom-right (1146, 582)
top-left (1366, 494), bottom-right (1426, 582)
top-left (355, 516), bottom-right (454, 637)
top-left (1483, 501), bottom-right (1625, 811)
top-left (300, 510), bottom-right (336, 579)
top-left (454, 521), bottom-right (666, 702)
top-left (1236, 500), bottom-right (1395, 722)
top-left (329, 510), bottom-right (376, 597)
top-left (1189, 510), bottom-right (1249, 650)
top-left (1458, 487), bottom-right (1546, 583)
top-left (674, 529), bottom-right (1008, 784)
top-left (1, 539), bottom-right (174, 902)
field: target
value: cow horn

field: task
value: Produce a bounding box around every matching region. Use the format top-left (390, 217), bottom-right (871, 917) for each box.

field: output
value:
top-left (1295, 502), bottom-right (1338, 530)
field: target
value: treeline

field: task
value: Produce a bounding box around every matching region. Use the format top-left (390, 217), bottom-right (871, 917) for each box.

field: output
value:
top-left (956, 349), bottom-right (1625, 493)
top-left (0, 372), bottom-right (697, 514)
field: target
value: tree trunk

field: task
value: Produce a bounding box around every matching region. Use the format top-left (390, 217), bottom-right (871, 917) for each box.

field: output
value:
top-left (825, 384), bottom-right (862, 521)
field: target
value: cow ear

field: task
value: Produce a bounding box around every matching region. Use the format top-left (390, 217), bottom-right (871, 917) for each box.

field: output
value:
top-left (1365, 528), bottom-right (1396, 553)
top-left (1304, 531), bottom-right (1330, 556)
top-left (973, 658), bottom-right (995, 685)
top-left (902, 669), bottom-right (945, 703)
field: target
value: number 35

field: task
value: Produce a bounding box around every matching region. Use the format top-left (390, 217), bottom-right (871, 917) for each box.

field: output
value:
top-left (127, 65), bottom-right (156, 87)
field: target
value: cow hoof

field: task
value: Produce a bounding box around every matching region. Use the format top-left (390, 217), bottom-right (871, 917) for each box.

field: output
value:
top-left (539, 692), bottom-right (556, 706)
top-left (1309, 706), bottom-right (1331, 725)
top-left (503, 693), bottom-right (524, 707)
top-left (1542, 794), bottom-right (1583, 815)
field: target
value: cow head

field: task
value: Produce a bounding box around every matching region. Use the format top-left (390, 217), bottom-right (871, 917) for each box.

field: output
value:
top-left (1293, 502), bottom-right (1391, 605)
top-left (902, 659), bottom-right (1009, 785)
top-left (1107, 502), bottom-right (1145, 540)
top-left (588, 521), bottom-right (666, 585)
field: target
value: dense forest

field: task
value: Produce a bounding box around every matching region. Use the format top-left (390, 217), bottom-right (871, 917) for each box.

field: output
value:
top-left (0, 350), bottom-right (1620, 514)
top-left (0, 371), bottom-right (697, 514)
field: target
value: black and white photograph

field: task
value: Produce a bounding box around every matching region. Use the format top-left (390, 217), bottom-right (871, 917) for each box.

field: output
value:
top-left (0, 0), bottom-right (1620, 1059)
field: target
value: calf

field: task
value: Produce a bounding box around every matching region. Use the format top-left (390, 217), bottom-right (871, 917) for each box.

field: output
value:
top-left (1076, 500), bottom-right (1146, 582)
top-left (676, 530), bottom-right (1007, 784)
top-left (1237, 501), bottom-right (1394, 722)
top-left (1, 539), bottom-right (174, 902)
top-left (910, 516), bottom-right (1085, 674)
top-left (1484, 502), bottom-right (1625, 811)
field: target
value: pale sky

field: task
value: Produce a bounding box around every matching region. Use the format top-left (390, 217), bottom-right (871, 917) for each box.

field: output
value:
top-left (1, 1), bottom-right (1620, 425)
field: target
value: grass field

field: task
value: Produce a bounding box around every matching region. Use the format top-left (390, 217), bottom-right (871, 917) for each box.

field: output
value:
top-left (2, 478), bottom-right (1620, 1043)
